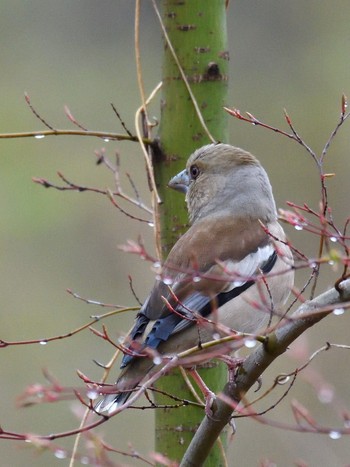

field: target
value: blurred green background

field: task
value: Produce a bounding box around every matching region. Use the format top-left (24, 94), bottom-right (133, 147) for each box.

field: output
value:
top-left (1, 1), bottom-right (350, 465)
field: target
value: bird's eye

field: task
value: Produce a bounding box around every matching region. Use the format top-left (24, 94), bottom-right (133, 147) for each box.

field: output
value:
top-left (190, 165), bottom-right (200, 179)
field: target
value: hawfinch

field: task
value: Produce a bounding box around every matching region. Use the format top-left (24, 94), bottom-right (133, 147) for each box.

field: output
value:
top-left (96, 143), bottom-right (294, 413)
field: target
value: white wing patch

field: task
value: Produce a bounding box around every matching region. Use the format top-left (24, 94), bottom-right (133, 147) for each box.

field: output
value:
top-left (222, 244), bottom-right (274, 289)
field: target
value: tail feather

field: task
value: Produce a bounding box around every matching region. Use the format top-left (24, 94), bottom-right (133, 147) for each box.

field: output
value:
top-left (95, 346), bottom-right (156, 414)
top-left (94, 390), bottom-right (131, 414)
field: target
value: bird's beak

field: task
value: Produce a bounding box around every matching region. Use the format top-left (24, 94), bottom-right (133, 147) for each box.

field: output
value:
top-left (168, 169), bottom-right (189, 194)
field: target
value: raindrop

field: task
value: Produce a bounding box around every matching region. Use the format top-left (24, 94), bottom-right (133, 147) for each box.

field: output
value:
top-left (39, 340), bottom-right (47, 345)
top-left (163, 277), bottom-right (173, 285)
top-left (54, 449), bottom-right (67, 459)
top-left (329, 431), bottom-right (342, 440)
top-left (153, 356), bottom-right (162, 365)
top-left (103, 138), bottom-right (110, 142)
top-left (277, 375), bottom-right (290, 385)
top-left (244, 338), bottom-right (257, 348)
top-left (153, 261), bottom-right (161, 269)
top-left (148, 222), bottom-right (154, 227)
top-left (318, 387), bottom-right (334, 404)
top-left (328, 260), bottom-right (335, 266)
top-left (333, 308), bottom-right (344, 316)
top-left (212, 333), bottom-right (220, 340)
top-left (294, 224), bottom-right (303, 231)
top-left (34, 134), bottom-right (45, 139)
top-left (309, 262), bottom-right (317, 269)
top-left (86, 390), bottom-right (98, 400)
top-left (193, 276), bottom-right (201, 283)
top-left (330, 236), bottom-right (338, 243)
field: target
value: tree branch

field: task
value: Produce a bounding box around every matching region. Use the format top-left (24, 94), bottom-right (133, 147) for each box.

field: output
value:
top-left (180, 279), bottom-right (350, 467)
top-left (0, 129), bottom-right (146, 142)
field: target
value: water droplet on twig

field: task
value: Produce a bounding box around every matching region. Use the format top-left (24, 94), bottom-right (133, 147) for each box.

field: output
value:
top-left (86, 390), bottom-right (98, 400)
top-left (333, 308), bottom-right (344, 316)
top-left (163, 277), bottom-right (173, 285)
top-left (54, 449), bottom-right (67, 459)
top-left (244, 338), bottom-right (257, 348)
top-left (329, 431), bottom-right (342, 440)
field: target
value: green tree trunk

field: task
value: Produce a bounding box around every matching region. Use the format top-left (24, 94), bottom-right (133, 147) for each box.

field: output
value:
top-left (153, 1), bottom-right (229, 464)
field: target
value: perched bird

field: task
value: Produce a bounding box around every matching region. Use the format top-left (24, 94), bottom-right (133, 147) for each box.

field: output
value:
top-left (95, 143), bottom-right (294, 413)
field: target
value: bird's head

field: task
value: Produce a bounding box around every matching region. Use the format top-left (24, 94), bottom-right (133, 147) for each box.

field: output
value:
top-left (168, 143), bottom-right (278, 224)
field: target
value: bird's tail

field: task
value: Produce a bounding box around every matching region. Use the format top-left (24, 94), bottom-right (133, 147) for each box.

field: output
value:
top-left (94, 389), bottom-right (131, 414)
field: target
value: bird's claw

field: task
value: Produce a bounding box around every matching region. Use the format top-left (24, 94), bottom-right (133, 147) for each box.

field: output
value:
top-left (204, 390), bottom-right (216, 417)
top-left (218, 356), bottom-right (245, 383)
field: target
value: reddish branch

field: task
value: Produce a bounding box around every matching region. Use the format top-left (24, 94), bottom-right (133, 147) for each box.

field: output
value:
top-left (181, 279), bottom-right (350, 467)
top-left (2, 93), bottom-right (350, 465)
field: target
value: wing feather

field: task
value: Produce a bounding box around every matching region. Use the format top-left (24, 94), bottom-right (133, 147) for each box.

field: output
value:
top-left (120, 225), bottom-right (277, 369)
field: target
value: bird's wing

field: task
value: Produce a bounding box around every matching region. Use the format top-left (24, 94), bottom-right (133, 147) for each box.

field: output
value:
top-left (146, 216), bottom-right (270, 317)
top-left (121, 216), bottom-right (276, 368)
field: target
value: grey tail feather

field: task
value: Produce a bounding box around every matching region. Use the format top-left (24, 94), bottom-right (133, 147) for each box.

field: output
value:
top-left (94, 391), bottom-right (131, 414)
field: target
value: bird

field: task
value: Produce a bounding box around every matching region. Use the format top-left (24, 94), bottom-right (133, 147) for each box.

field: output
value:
top-left (95, 143), bottom-right (294, 413)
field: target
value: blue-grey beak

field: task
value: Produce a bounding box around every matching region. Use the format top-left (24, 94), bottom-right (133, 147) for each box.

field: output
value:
top-left (168, 169), bottom-right (189, 194)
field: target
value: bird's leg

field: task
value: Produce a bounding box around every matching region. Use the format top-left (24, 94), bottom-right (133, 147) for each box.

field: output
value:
top-left (187, 368), bottom-right (216, 417)
top-left (219, 356), bottom-right (263, 391)
top-left (217, 355), bottom-right (245, 383)
top-left (229, 417), bottom-right (237, 435)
